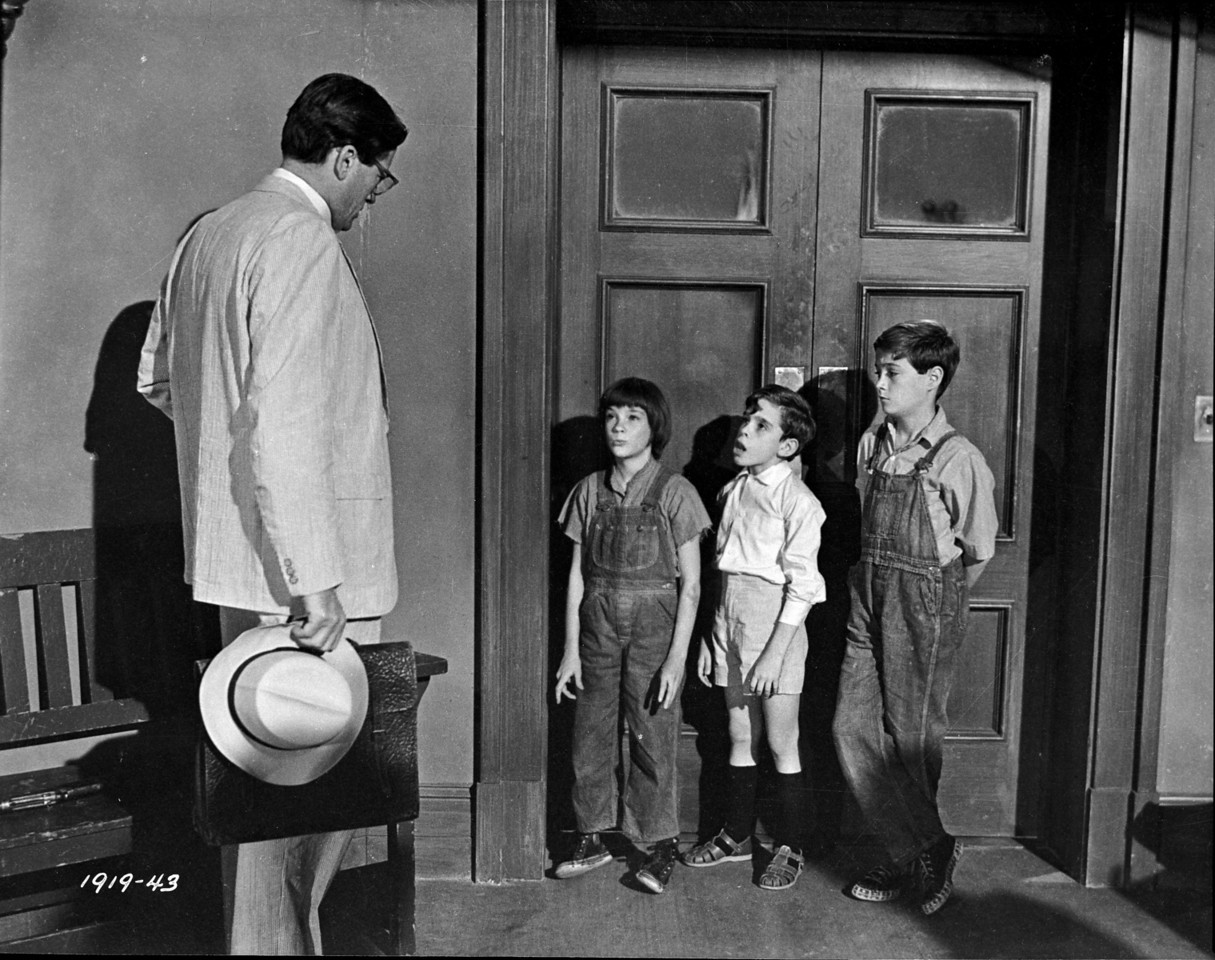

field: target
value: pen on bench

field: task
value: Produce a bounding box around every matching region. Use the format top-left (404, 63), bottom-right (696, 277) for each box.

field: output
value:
top-left (0, 782), bottom-right (103, 813)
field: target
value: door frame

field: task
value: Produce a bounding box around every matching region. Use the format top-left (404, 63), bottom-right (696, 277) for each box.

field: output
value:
top-left (476, 0), bottom-right (1185, 887)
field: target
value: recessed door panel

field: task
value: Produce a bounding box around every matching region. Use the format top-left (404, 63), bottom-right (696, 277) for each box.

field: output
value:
top-left (603, 281), bottom-right (764, 473)
top-left (863, 286), bottom-right (1025, 538)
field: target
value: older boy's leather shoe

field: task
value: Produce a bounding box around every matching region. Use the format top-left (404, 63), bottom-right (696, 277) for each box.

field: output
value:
top-left (636, 838), bottom-right (680, 894)
top-left (554, 833), bottom-right (612, 879)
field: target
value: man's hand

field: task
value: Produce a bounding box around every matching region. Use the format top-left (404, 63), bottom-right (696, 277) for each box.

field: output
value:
top-left (290, 587), bottom-right (347, 653)
top-left (555, 653), bottom-right (583, 703)
top-left (746, 649), bottom-right (782, 698)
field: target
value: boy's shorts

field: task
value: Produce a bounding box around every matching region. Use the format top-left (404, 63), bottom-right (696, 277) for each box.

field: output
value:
top-left (712, 573), bottom-right (808, 708)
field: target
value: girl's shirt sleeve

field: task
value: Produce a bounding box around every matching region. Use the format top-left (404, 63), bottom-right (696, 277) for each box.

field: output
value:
top-left (662, 476), bottom-right (712, 548)
top-left (558, 476), bottom-right (594, 544)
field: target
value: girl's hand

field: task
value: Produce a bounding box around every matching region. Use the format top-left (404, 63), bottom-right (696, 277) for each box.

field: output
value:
top-left (655, 657), bottom-right (684, 710)
top-left (696, 639), bottom-right (713, 687)
top-left (555, 653), bottom-right (583, 703)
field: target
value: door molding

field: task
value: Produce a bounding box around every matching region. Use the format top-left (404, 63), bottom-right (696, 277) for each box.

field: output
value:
top-left (475, 0), bottom-right (558, 881)
top-left (1086, 4), bottom-right (1202, 889)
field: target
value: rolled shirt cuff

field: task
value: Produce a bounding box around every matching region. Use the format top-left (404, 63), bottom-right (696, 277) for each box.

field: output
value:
top-left (777, 598), bottom-right (812, 627)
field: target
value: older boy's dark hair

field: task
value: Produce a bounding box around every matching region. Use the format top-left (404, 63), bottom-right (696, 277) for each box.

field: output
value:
top-left (744, 384), bottom-right (816, 457)
top-left (599, 377), bottom-right (672, 459)
top-left (282, 73), bottom-right (408, 166)
top-left (873, 320), bottom-right (961, 397)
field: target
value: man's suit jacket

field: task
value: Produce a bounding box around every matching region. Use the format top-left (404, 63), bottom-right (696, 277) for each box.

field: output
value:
top-left (138, 174), bottom-right (398, 617)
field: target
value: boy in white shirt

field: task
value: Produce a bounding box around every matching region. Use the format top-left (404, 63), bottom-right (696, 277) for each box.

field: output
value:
top-left (686, 385), bottom-right (826, 890)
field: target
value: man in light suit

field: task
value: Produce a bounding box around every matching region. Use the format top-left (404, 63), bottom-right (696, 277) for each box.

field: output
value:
top-left (138, 74), bottom-right (408, 955)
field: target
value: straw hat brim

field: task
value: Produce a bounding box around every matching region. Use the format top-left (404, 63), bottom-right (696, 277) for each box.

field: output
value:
top-left (199, 624), bottom-right (369, 786)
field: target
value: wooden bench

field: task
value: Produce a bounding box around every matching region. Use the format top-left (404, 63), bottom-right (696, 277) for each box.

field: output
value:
top-left (0, 528), bottom-right (159, 945)
top-left (3, 527), bottom-right (446, 954)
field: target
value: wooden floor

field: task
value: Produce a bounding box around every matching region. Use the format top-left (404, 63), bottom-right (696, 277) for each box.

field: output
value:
top-left (320, 839), bottom-right (1212, 960)
top-left (2, 835), bottom-right (1209, 957)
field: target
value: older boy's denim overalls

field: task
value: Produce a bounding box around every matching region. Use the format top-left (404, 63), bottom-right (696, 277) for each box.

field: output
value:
top-left (832, 426), bottom-right (969, 867)
top-left (572, 466), bottom-right (682, 844)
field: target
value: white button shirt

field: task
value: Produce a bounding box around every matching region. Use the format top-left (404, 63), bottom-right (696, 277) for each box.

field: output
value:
top-left (716, 461), bottom-right (827, 626)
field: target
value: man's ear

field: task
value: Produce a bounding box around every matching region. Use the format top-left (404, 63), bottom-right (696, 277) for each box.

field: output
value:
top-left (330, 144), bottom-right (358, 182)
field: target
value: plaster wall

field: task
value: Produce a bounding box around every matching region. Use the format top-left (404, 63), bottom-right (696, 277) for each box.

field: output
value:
top-left (1157, 23), bottom-right (1215, 798)
top-left (0, 0), bottom-right (477, 790)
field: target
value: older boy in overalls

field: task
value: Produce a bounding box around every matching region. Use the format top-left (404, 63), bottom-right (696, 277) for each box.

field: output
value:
top-left (833, 321), bottom-right (997, 915)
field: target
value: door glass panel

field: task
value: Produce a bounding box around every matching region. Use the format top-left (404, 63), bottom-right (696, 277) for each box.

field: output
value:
top-left (947, 605), bottom-right (1009, 738)
top-left (864, 289), bottom-right (1021, 539)
top-left (604, 282), bottom-right (763, 473)
top-left (607, 91), bottom-right (767, 226)
top-left (866, 95), bottom-right (1031, 235)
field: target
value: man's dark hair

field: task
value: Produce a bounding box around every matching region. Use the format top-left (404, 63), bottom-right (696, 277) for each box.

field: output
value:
top-left (281, 74), bottom-right (408, 165)
top-left (873, 320), bottom-right (961, 398)
top-left (744, 384), bottom-right (816, 457)
top-left (599, 377), bottom-right (672, 460)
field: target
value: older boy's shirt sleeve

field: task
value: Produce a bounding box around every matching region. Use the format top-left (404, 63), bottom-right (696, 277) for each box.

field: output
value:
top-left (777, 484), bottom-right (827, 626)
top-left (940, 444), bottom-right (998, 563)
top-left (558, 478), bottom-right (593, 544)
top-left (663, 475), bottom-right (712, 547)
top-left (854, 429), bottom-right (877, 500)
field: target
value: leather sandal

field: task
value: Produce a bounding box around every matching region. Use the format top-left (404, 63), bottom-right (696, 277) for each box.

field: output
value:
top-left (758, 844), bottom-right (804, 890)
top-left (682, 829), bottom-right (753, 867)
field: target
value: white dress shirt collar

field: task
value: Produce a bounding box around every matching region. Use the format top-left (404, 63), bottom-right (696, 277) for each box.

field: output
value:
top-left (747, 460), bottom-right (794, 487)
top-left (271, 167), bottom-right (331, 224)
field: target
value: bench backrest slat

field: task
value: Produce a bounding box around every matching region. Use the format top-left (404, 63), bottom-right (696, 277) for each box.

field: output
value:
top-left (1, 530), bottom-right (151, 747)
top-left (35, 583), bottom-right (74, 710)
top-left (76, 578), bottom-right (111, 705)
top-left (0, 588), bottom-right (31, 714)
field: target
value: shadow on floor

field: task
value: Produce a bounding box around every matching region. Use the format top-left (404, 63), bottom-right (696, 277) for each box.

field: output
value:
top-left (7, 833), bottom-right (1211, 957)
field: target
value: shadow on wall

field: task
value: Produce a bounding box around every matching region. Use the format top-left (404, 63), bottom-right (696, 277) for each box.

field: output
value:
top-left (1120, 801), bottom-right (1214, 954)
top-left (678, 414), bottom-right (739, 838)
top-left (547, 415), bottom-right (610, 838)
top-left (84, 300), bottom-right (220, 720)
top-left (797, 374), bottom-right (861, 850)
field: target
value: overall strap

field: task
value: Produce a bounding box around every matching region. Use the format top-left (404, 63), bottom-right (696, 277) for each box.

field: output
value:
top-left (639, 465), bottom-right (675, 511)
top-left (913, 430), bottom-right (960, 475)
top-left (593, 469), bottom-right (616, 509)
top-left (866, 422), bottom-right (890, 474)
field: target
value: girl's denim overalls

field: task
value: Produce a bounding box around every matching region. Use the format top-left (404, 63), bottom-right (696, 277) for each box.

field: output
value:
top-left (832, 425), bottom-right (970, 866)
top-left (571, 465), bottom-right (683, 843)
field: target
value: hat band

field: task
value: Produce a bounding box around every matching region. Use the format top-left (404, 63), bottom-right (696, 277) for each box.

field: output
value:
top-left (228, 648), bottom-right (325, 752)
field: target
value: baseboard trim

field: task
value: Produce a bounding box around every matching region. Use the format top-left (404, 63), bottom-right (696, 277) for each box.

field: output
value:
top-left (1130, 796), bottom-right (1212, 891)
top-left (339, 783), bottom-right (473, 879)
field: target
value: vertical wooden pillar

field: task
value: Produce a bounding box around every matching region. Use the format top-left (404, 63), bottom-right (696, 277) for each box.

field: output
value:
top-left (1129, 4), bottom-right (1206, 887)
top-left (476, 0), bottom-right (557, 882)
top-left (1083, 3), bottom-right (1177, 887)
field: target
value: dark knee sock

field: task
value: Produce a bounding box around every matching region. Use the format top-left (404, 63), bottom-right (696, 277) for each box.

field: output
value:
top-left (724, 764), bottom-right (758, 843)
top-left (773, 770), bottom-right (807, 853)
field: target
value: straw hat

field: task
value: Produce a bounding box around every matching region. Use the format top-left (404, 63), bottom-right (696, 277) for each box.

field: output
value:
top-left (199, 624), bottom-right (368, 786)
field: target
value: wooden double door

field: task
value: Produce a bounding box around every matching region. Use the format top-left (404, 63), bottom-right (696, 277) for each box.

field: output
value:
top-left (556, 44), bottom-right (1050, 838)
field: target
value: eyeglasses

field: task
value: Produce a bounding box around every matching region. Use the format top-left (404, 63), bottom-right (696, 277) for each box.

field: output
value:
top-left (370, 158), bottom-right (399, 198)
